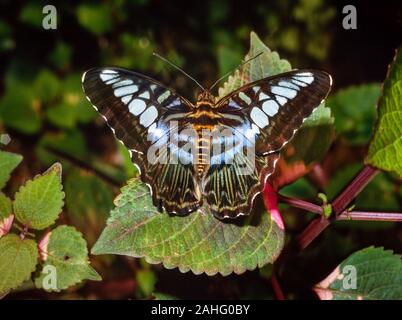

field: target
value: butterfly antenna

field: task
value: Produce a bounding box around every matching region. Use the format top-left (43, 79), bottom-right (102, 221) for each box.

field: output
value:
top-left (153, 52), bottom-right (206, 91)
top-left (209, 51), bottom-right (264, 91)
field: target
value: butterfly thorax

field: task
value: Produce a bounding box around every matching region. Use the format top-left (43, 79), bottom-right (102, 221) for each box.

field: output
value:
top-left (196, 91), bottom-right (215, 107)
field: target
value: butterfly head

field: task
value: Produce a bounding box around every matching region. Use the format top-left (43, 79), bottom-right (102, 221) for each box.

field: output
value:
top-left (196, 91), bottom-right (215, 107)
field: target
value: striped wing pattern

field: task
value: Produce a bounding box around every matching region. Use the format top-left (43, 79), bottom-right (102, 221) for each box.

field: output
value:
top-left (82, 68), bottom-right (202, 215)
top-left (82, 67), bottom-right (332, 219)
top-left (202, 70), bottom-right (332, 218)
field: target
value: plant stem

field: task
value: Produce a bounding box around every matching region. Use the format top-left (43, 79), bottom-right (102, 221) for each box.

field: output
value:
top-left (331, 165), bottom-right (378, 214)
top-left (296, 165), bottom-right (379, 249)
top-left (271, 274), bottom-right (285, 300)
top-left (338, 211), bottom-right (402, 221)
top-left (278, 195), bottom-right (322, 215)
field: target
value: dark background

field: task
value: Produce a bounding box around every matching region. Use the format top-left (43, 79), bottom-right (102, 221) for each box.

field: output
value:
top-left (0, 0), bottom-right (401, 299)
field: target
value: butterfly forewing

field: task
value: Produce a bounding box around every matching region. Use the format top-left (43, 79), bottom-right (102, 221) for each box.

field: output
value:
top-left (82, 67), bottom-right (202, 214)
top-left (216, 70), bottom-right (332, 155)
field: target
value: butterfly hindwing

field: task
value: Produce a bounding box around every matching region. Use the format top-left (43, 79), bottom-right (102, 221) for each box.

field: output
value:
top-left (82, 67), bottom-right (202, 214)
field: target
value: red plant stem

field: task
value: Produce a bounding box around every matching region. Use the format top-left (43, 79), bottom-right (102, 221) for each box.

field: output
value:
top-left (338, 211), bottom-right (402, 221)
top-left (297, 217), bottom-right (330, 250)
top-left (271, 274), bottom-right (285, 300)
top-left (278, 195), bottom-right (323, 215)
top-left (331, 165), bottom-right (379, 214)
top-left (296, 165), bottom-right (379, 250)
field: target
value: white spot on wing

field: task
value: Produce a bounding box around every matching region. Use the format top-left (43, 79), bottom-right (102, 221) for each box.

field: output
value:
top-left (157, 91), bottom-right (171, 103)
top-left (262, 100), bottom-right (279, 116)
top-left (139, 91), bottom-right (150, 99)
top-left (112, 79), bottom-right (134, 88)
top-left (129, 99), bottom-right (146, 115)
top-left (276, 96), bottom-right (287, 106)
top-left (100, 73), bottom-right (117, 82)
top-left (259, 92), bottom-right (270, 101)
top-left (252, 86), bottom-right (260, 93)
top-left (102, 69), bottom-right (117, 74)
top-left (121, 95), bottom-right (132, 104)
top-left (291, 78), bottom-right (308, 87)
top-left (114, 85), bottom-right (139, 97)
top-left (278, 81), bottom-right (299, 90)
top-left (140, 105), bottom-right (158, 127)
top-left (293, 75), bottom-right (314, 84)
top-left (271, 86), bottom-right (297, 99)
top-left (250, 107), bottom-right (269, 128)
top-left (239, 92), bottom-right (251, 104)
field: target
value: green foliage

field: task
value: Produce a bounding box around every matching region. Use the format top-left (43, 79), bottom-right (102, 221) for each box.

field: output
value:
top-left (92, 179), bottom-right (284, 276)
top-left (76, 4), bottom-right (113, 36)
top-left (0, 234), bottom-right (38, 295)
top-left (315, 247), bottom-right (402, 300)
top-left (0, 20), bottom-right (14, 52)
top-left (35, 225), bottom-right (101, 292)
top-left (14, 163), bottom-right (64, 230)
top-left (326, 84), bottom-right (381, 145)
top-left (136, 269), bottom-right (157, 297)
top-left (34, 70), bottom-right (61, 103)
top-left (49, 42), bottom-right (72, 70)
top-left (0, 83), bottom-right (41, 134)
top-left (19, 2), bottom-right (43, 28)
top-left (0, 193), bottom-right (12, 219)
top-left (0, 151), bottom-right (23, 190)
top-left (0, 151), bottom-right (100, 296)
top-left (65, 168), bottom-right (113, 244)
top-left (367, 47), bottom-right (402, 177)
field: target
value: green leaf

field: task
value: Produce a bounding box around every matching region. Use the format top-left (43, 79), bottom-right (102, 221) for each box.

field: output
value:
top-left (36, 129), bottom-right (89, 166)
top-left (19, 2), bottom-right (43, 28)
top-left (217, 46), bottom-right (243, 77)
top-left (152, 292), bottom-right (178, 300)
top-left (315, 247), bottom-right (402, 300)
top-left (0, 193), bottom-right (13, 238)
top-left (34, 69), bottom-right (61, 103)
top-left (0, 193), bottom-right (12, 219)
top-left (0, 150), bottom-right (23, 189)
top-left (46, 103), bottom-right (77, 129)
top-left (367, 47), bottom-right (402, 177)
top-left (35, 225), bottom-right (101, 292)
top-left (136, 269), bottom-right (157, 297)
top-left (327, 84), bottom-right (381, 145)
top-left (65, 168), bottom-right (113, 245)
top-left (92, 179), bottom-right (284, 276)
top-left (76, 4), bottom-right (112, 35)
top-left (218, 31), bottom-right (291, 97)
top-left (0, 83), bottom-right (41, 134)
top-left (0, 234), bottom-right (38, 295)
top-left (63, 73), bottom-right (98, 124)
top-left (13, 163), bottom-right (64, 230)
top-left (49, 42), bottom-right (72, 70)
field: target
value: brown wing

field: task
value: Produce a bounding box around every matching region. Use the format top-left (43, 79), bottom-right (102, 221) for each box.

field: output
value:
top-left (82, 67), bottom-right (202, 215)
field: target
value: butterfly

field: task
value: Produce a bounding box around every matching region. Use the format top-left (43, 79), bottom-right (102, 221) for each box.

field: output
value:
top-left (82, 64), bottom-right (332, 219)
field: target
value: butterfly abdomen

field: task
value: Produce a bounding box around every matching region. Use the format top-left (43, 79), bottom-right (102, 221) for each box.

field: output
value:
top-left (189, 103), bottom-right (221, 179)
